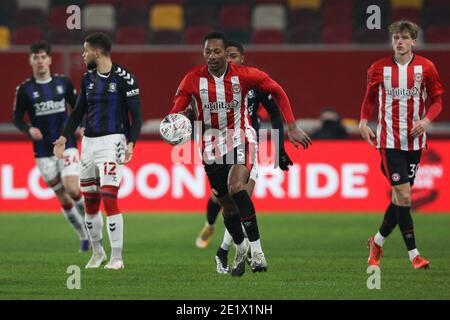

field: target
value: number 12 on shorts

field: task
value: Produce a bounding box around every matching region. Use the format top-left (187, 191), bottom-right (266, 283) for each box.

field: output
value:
top-left (103, 162), bottom-right (117, 176)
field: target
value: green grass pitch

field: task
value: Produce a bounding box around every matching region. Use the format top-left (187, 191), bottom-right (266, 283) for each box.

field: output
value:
top-left (0, 213), bottom-right (449, 300)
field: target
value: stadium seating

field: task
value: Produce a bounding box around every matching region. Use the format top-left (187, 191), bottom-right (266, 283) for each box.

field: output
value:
top-left (13, 26), bottom-right (44, 44)
top-left (14, 9), bottom-right (46, 28)
top-left (288, 0), bottom-right (322, 10)
top-left (116, 26), bottom-right (147, 44)
top-left (117, 7), bottom-right (147, 27)
top-left (0, 8), bottom-right (13, 28)
top-left (252, 4), bottom-right (287, 31)
top-left (353, 28), bottom-right (387, 44)
top-left (390, 0), bottom-right (423, 9)
top-left (390, 8), bottom-right (422, 24)
top-left (150, 4), bottom-right (184, 31)
top-left (17, 0), bottom-right (50, 12)
top-left (252, 29), bottom-right (283, 44)
top-left (224, 29), bottom-right (251, 44)
top-left (49, 5), bottom-right (69, 29)
top-left (116, 0), bottom-right (148, 9)
top-left (184, 26), bottom-right (213, 44)
top-left (49, 29), bottom-right (82, 44)
top-left (83, 4), bottom-right (116, 32)
top-left (150, 30), bottom-right (182, 44)
top-left (322, 25), bottom-right (352, 43)
top-left (219, 4), bottom-right (251, 30)
top-left (185, 4), bottom-right (216, 28)
top-left (0, 26), bottom-right (10, 48)
top-left (0, 0), bottom-right (448, 46)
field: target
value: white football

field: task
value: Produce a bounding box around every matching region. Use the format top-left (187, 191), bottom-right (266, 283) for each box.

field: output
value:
top-left (160, 113), bottom-right (192, 145)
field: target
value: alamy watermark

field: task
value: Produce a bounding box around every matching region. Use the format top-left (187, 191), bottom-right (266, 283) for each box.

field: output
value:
top-left (66, 5), bottom-right (81, 30)
top-left (66, 265), bottom-right (81, 290)
top-left (366, 266), bottom-right (381, 290)
top-left (366, 5), bottom-right (381, 30)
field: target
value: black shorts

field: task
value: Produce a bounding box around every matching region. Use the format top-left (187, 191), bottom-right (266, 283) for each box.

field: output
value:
top-left (203, 144), bottom-right (256, 198)
top-left (380, 148), bottom-right (422, 186)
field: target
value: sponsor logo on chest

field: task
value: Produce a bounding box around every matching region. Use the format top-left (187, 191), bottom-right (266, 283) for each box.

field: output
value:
top-left (33, 98), bottom-right (66, 116)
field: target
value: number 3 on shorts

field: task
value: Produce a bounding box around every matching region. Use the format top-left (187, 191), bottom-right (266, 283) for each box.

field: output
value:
top-left (409, 164), bottom-right (419, 178)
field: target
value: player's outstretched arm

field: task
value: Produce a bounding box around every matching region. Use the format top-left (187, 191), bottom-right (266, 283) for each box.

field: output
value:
top-left (253, 69), bottom-right (312, 150)
top-left (258, 93), bottom-right (292, 169)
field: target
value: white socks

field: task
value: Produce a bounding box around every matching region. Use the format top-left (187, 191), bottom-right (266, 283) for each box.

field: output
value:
top-left (220, 228), bottom-right (234, 251)
top-left (408, 248), bottom-right (420, 262)
top-left (374, 231), bottom-right (386, 247)
top-left (62, 207), bottom-right (88, 240)
top-left (85, 213), bottom-right (104, 254)
top-left (107, 214), bottom-right (123, 259)
top-left (249, 239), bottom-right (263, 255)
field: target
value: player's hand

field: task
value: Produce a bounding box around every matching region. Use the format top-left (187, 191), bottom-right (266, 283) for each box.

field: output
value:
top-left (277, 149), bottom-right (293, 171)
top-left (359, 119), bottom-right (375, 146)
top-left (287, 123), bottom-right (312, 150)
top-left (53, 136), bottom-right (67, 159)
top-left (123, 142), bottom-right (134, 164)
top-left (411, 117), bottom-right (430, 138)
top-left (29, 127), bottom-right (43, 141)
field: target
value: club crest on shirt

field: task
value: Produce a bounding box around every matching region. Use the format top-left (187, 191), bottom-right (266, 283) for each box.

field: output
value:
top-left (56, 85), bottom-right (64, 94)
top-left (414, 73), bottom-right (422, 83)
top-left (108, 82), bottom-right (117, 93)
top-left (33, 91), bottom-right (40, 98)
top-left (391, 173), bottom-right (401, 182)
top-left (232, 84), bottom-right (241, 94)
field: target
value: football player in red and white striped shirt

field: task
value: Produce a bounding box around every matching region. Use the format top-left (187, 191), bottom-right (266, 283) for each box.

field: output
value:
top-left (359, 20), bottom-right (443, 270)
top-left (170, 32), bottom-right (311, 276)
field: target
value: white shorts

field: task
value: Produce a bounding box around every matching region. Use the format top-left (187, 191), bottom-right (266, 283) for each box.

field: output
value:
top-left (36, 148), bottom-right (80, 191)
top-left (80, 134), bottom-right (126, 192)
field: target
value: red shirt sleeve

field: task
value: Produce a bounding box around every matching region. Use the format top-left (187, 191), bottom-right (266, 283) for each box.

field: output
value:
top-left (425, 61), bottom-right (444, 98)
top-left (170, 73), bottom-right (193, 114)
top-left (424, 61), bottom-right (444, 121)
top-left (426, 95), bottom-right (442, 122)
top-left (245, 67), bottom-right (295, 123)
top-left (360, 64), bottom-right (379, 120)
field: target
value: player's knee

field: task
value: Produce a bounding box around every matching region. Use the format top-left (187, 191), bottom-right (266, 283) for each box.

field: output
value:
top-left (228, 181), bottom-right (246, 196)
top-left (101, 186), bottom-right (120, 216)
top-left (64, 185), bottom-right (80, 199)
top-left (55, 188), bottom-right (72, 206)
top-left (393, 189), bottom-right (411, 206)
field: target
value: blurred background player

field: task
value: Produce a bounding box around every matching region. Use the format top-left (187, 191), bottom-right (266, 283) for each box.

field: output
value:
top-left (359, 20), bottom-right (443, 270)
top-left (311, 107), bottom-right (348, 140)
top-left (170, 32), bottom-right (311, 276)
top-left (54, 33), bottom-right (143, 270)
top-left (12, 41), bottom-right (88, 252)
top-left (193, 40), bottom-right (294, 274)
